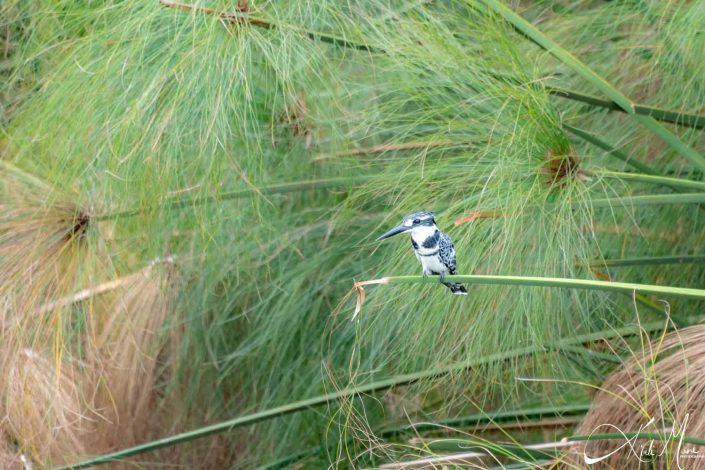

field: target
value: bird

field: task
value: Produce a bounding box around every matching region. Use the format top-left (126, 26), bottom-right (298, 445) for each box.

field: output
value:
top-left (376, 211), bottom-right (468, 295)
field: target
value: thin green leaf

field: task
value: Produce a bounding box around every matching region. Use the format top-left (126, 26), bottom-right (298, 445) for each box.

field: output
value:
top-left (480, 0), bottom-right (634, 113)
top-left (634, 114), bottom-right (705, 173)
top-left (590, 192), bottom-right (705, 208)
top-left (569, 432), bottom-right (705, 447)
top-left (94, 176), bottom-right (375, 221)
top-left (159, 0), bottom-right (379, 52)
top-left (379, 403), bottom-right (591, 437)
top-left (593, 255), bottom-right (705, 268)
top-left (559, 345), bottom-right (624, 364)
top-left (551, 87), bottom-right (705, 130)
top-left (382, 275), bottom-right (705, 300)
top-left (596, 170), bottom-right (705, 192)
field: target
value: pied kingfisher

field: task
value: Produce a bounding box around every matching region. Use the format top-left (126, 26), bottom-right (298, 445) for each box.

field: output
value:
top-left (377, 211), bottom-right (468, 295)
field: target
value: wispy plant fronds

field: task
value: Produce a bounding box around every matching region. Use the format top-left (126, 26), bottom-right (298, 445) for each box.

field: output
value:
top-left (0, 162), bottom-right (97, 331)
top-left (2, 0), bottom-right (705, 468)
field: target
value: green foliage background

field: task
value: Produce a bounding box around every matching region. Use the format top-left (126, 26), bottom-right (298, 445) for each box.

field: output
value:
top-left (1, 0), bottom-right (705, 468)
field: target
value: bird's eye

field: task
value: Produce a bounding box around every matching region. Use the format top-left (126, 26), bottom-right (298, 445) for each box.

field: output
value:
top-left (413, 218), bottom-right (421, 225)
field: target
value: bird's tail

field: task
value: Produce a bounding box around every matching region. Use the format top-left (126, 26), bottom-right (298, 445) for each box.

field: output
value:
top-left (443, 282), bottom-right (468, 296)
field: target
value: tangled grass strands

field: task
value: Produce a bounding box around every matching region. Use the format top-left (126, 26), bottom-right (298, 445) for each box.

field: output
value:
top-left (55, 322), bottom-right (666, 470)
top-left (482, 0), bottom-right (705, 172)
top-left (1, 350), bottom-right (98, 467)
top-left (564, 325), bottom-right (705, 468)
top-left (4, 1), bottom-right (705, 467)
top-left (92, 176), bottom-right (375, 221)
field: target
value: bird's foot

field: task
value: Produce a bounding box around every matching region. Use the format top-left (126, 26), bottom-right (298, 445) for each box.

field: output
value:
top-left (439, 272), bottom-right (447, 283)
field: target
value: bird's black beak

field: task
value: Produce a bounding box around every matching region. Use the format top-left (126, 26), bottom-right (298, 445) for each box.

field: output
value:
top-left (376, 224), bottom-right (410, 241)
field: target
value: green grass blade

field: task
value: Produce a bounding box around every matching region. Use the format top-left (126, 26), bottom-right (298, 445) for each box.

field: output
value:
top-left (634, 115), bottom-right (705, 173)
top-left (596, 170), bottom-right (705, 191)
top-left (487, 461), bottom-right (555, 470)
top-left (589, 192), bottom-right (705, 208)
top-left (551, 87), bottom-right (705, 130)
top-left (298, 28), bottom-right (380, 52)
top-left (96, 171), bottom-right (487, 221)
top-left (96, 175), bottom-right (705, 223)
top-left (420, 438), bottom-right (558, 460)
top-left (384, 275), bottom-right (705, 300)
top-left (562, 125), bottom-right (658, 175)
top-left (55, 323), bottom-right (665, 470)
top-left (592, 255), bottom-right (705, 268)
top-left (160, 0), bottom-right (379, 52)
top-left (559, 345), bottom-right (624, 364)
top-left (254, 450), bottom-right (315, 470)
top-left (379, 404), bottom-right (591, 437)
top-left (569, 432), bottom-right (705, 447)
top-left (94, 176), bottom-right (375, 221)
top-left (487, 71), bottom-right (705, 130)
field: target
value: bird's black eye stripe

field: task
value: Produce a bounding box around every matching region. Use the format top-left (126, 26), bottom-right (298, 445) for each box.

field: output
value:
top-left (413, 218), bottom-right (421, 225)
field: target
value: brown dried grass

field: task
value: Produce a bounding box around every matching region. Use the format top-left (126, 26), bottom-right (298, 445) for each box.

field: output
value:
top-left (0, 166), bottom-right (101, 466)
top-left (83, 262), bottom-right (234, 468)
top-left (564, 325), bottom-right (705, 469)
top-left (1, 349), bottom-right (100, 467)
top-left (0, 165), bottom-right (88, 285)
top-left (0, 164), bottom-right (233, 467)
top-left (0, 164), bottom-right (98, 343)
top-left (89, 263), bottom-right (176, 446)
top-left (0, 430), bottom-right (24, 470)
top-left (0, 164), bottom-right (182, 465)
top-left (2, 261), bottom-right (194, 468)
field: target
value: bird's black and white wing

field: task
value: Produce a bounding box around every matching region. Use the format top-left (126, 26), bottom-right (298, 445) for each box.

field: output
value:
top-left (438, 232), bottom-right (457, 275)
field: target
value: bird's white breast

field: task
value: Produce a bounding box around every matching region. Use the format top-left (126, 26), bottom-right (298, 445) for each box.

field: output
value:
top-left (411, 225), bottom-right (446, 273)
top-left (419, 253), bottom-right (446, 273)
top-left (411, 225), bottom-right (438, 252)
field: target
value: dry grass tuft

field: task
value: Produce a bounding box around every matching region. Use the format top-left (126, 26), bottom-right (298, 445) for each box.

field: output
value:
top-left (0, 165), bottom-right (101, 467)
top-left (83, 259), bottom-right (233, 468)
top-left (87, 260), bottom-right (179, 453)
top-left (1, 349), bottom-right (99, 467)
top-left (542, 147), bottom-right (584, 186)
top-left (0, 164), bottom-right (92, 317)
top-left (0, 258), bottom-right (227, 468)
top-left (278, 93), bottom-right (314, 148)
top-left (565, 325), bottom-right (705, 469)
